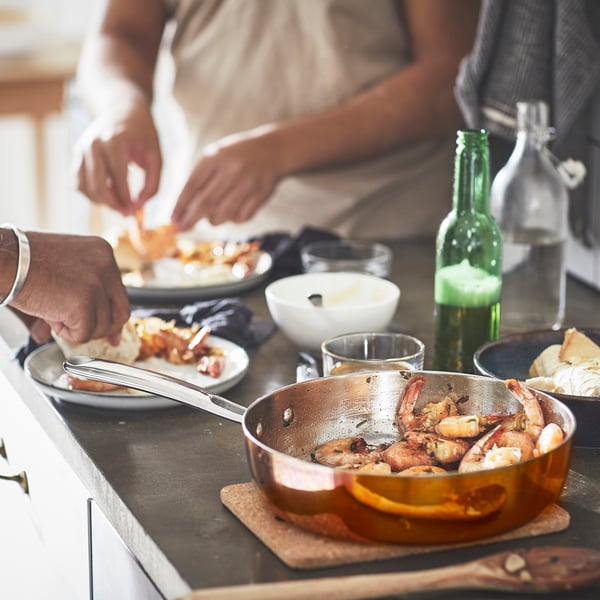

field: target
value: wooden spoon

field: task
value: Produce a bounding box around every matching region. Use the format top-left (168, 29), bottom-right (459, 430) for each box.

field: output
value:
top-left (176, 546), bottom-right (600, 600)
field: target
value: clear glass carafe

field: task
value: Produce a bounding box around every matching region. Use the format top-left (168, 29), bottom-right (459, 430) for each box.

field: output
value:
top-left (490, 101), bottom-right (568, 332)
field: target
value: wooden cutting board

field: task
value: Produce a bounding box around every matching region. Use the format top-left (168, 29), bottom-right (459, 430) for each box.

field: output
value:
top-left (221, 482), bottom-right (570, 570)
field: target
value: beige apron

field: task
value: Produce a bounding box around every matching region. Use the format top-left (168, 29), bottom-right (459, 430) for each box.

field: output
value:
top-left (162, 0), bottom-right (454, 240)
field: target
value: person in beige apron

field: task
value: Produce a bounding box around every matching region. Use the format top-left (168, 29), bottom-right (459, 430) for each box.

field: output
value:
top-left (74, 0), bottom-right (480, 241)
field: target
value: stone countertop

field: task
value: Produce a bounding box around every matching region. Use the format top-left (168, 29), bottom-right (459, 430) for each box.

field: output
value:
top-left (1, 237), bottom-right (599, 599)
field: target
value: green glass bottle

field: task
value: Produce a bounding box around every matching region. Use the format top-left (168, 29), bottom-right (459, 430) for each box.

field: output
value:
top-left (433, 129), bottom-right (502, 373)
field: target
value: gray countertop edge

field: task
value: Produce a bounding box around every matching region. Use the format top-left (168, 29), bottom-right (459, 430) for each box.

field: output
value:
top-left (0, 309), bottom-right (190, 599)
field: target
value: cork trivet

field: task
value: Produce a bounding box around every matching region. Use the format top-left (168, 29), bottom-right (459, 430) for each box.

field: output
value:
top-left (221, 482), bottom-right (570, 570)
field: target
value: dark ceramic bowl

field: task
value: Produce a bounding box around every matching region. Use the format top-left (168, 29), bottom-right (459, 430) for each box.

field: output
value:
top-left (474, 329), bottom-right (600, 448)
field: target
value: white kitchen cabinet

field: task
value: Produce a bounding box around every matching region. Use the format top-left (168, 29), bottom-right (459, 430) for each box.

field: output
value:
top-left (89, 499), bottom-right (165, 600)
top-left (0, 370), bottom-right (90, 600)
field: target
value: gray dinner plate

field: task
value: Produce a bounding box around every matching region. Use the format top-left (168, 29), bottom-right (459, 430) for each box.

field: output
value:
top-left (24, 338), bottom-right (249, 411)
top-left (125, 251), bottom-right (273, 304)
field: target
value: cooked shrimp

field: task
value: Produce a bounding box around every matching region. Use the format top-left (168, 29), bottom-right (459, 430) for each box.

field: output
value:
top-left (383, 440), bottom-right (436, 472)
top-left (404, 431), bottom-right (470, 465)
top-left (504, 379), bottom-right (545, 441)
top-left (435, 414), bottom-right (507, 438)
top-left (458, 425), bottom-right (506, 473)
top-left (497, 430), bottom-right (535, 462)
top-left (357, 461), bottom-right (393, 475)
top-left (480, 446), bottom-right (523, 470)
top-left (399, 465), bottom-right (447, 476)
top-left (62, 373), bottom-right (125, 393)
top-left (312, 437), bottom-right (384, 469)
top-left (458, 422), bottom-right (535, 473)
top-left (129, 209), bottom-right (177, 261)
top-left (197, 355), bottom-right (225, 378)
top-left (534, 423), bottom-right (565, 456)
top-left (397, 375), bottom-right (458, 433)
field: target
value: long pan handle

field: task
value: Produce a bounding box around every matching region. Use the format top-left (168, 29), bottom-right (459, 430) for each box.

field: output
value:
top-left (63, 356), bottom-right (245, 423)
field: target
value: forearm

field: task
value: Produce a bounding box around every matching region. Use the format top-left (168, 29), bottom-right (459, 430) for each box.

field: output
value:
top-left (254, 0), bottom-right (480, 178)
top-left (268, 60), bottom-right (466, 176)
top-left (76, 0), bottom-right (166, 116)
top-left (77, 34), bottom-right (159, 118)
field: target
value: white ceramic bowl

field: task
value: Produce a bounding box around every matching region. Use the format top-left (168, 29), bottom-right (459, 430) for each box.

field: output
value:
top-left (265, 272), bottom-right (400, 350)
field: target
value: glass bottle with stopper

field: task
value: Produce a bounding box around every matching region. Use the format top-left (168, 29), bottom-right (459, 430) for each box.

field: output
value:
top-left (490, 100), bottom-right (570, 332)
top-left (433, 129), bottom-right (503, 373)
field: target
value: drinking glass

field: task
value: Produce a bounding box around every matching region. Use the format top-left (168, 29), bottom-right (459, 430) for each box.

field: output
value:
top-left (321, 332), bottom-right (425, 376)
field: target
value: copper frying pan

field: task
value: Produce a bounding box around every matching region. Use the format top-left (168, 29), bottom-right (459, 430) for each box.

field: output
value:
top-left (64, 357), bottom-right (575, 545)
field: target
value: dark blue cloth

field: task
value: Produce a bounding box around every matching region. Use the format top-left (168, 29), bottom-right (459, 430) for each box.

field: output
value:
top-left (255, 226), bottom-right (339, 280)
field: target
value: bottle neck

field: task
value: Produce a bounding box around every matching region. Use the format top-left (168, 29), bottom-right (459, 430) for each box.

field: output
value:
top-left (514, 100), bottom-right (551, 152)
top-left (452, 130), bottom-right (490, 215)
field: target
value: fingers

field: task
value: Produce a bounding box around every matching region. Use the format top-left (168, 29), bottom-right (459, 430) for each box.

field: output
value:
top-left (134, 152), bottom-right (162, 206)
top-left (72, 109), bottom-right (163, 215)
top-left (171, 161), bottom-right (216, 229)
top-left (7, 308), bottom-right (52, 343)
top-left (50, 283), bottom-right (129, 345)
top-left (75, 140), bottom-right (132, 214)
top-left (29, 319), bottom-right (52, 344)
top-left (48, 243), bottom-right (130, 344)
top-left (171, 138), bottom-right (279, 229)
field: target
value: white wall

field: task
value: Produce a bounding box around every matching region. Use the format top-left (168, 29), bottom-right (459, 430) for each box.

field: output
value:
top-left (1, 0), bottom-right (185, 236)
top-left (0, 0), bottom-right (97, 233)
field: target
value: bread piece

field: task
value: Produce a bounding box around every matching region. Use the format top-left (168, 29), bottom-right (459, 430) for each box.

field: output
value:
top-left (552, 361), bottom-right (600, 396)
top-left (524, 376), bottom-right (559, 393)
top-left (559, 328), bottom-right (600, 364)
top-left (529, 344), bottom-right (562, 377)
top-left (53, 320), bottom-right (141, 365)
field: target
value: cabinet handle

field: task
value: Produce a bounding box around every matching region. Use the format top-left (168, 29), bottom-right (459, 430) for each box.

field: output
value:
top-left (0, 438), bottom-right (6, 460)
top-left (0, 471), bottom-right (29, 495)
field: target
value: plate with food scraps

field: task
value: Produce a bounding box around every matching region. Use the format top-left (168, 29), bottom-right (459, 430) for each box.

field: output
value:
top-left (24, 336), bottom-right (249, 410)
top-left (474, 328), bottom-right (600, 447)
top-left (110, 228), bottom-right (273, 303)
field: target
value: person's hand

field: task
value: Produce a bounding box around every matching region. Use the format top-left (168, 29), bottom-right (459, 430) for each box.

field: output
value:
top-left (10, 232), bottom-right (130, 344)
top-left (171, 129), bottom-right (282, 231)
top-left (8, 310), bottom-right (55, 344)
top-left (73, 98), bottom-right (162, 215)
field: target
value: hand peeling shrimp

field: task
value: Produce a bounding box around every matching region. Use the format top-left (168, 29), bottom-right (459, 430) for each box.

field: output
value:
top-left (504, 379), bottom-right (545, 441)
top-left (129, 209), bottom-right (177, 261)
top-left (397, 375), bottom-right (458, 432)
top-left (312, 437), bottom-right (384, 469)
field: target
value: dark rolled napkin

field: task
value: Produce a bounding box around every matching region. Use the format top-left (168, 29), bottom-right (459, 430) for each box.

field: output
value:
top-left (257, 226), bottom-right (340, 280)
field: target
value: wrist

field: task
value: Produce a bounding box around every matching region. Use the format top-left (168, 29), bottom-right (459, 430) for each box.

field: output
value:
top-left (0, 227), bottom-right (18, 299)
top-left (0, 225), bottom-right (31, 307)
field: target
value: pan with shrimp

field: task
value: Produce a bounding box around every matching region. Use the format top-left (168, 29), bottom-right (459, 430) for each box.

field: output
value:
top-left (243, 370), bottom-right (575, 545)
top-left (61, 363), bottom-right (575, 545)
